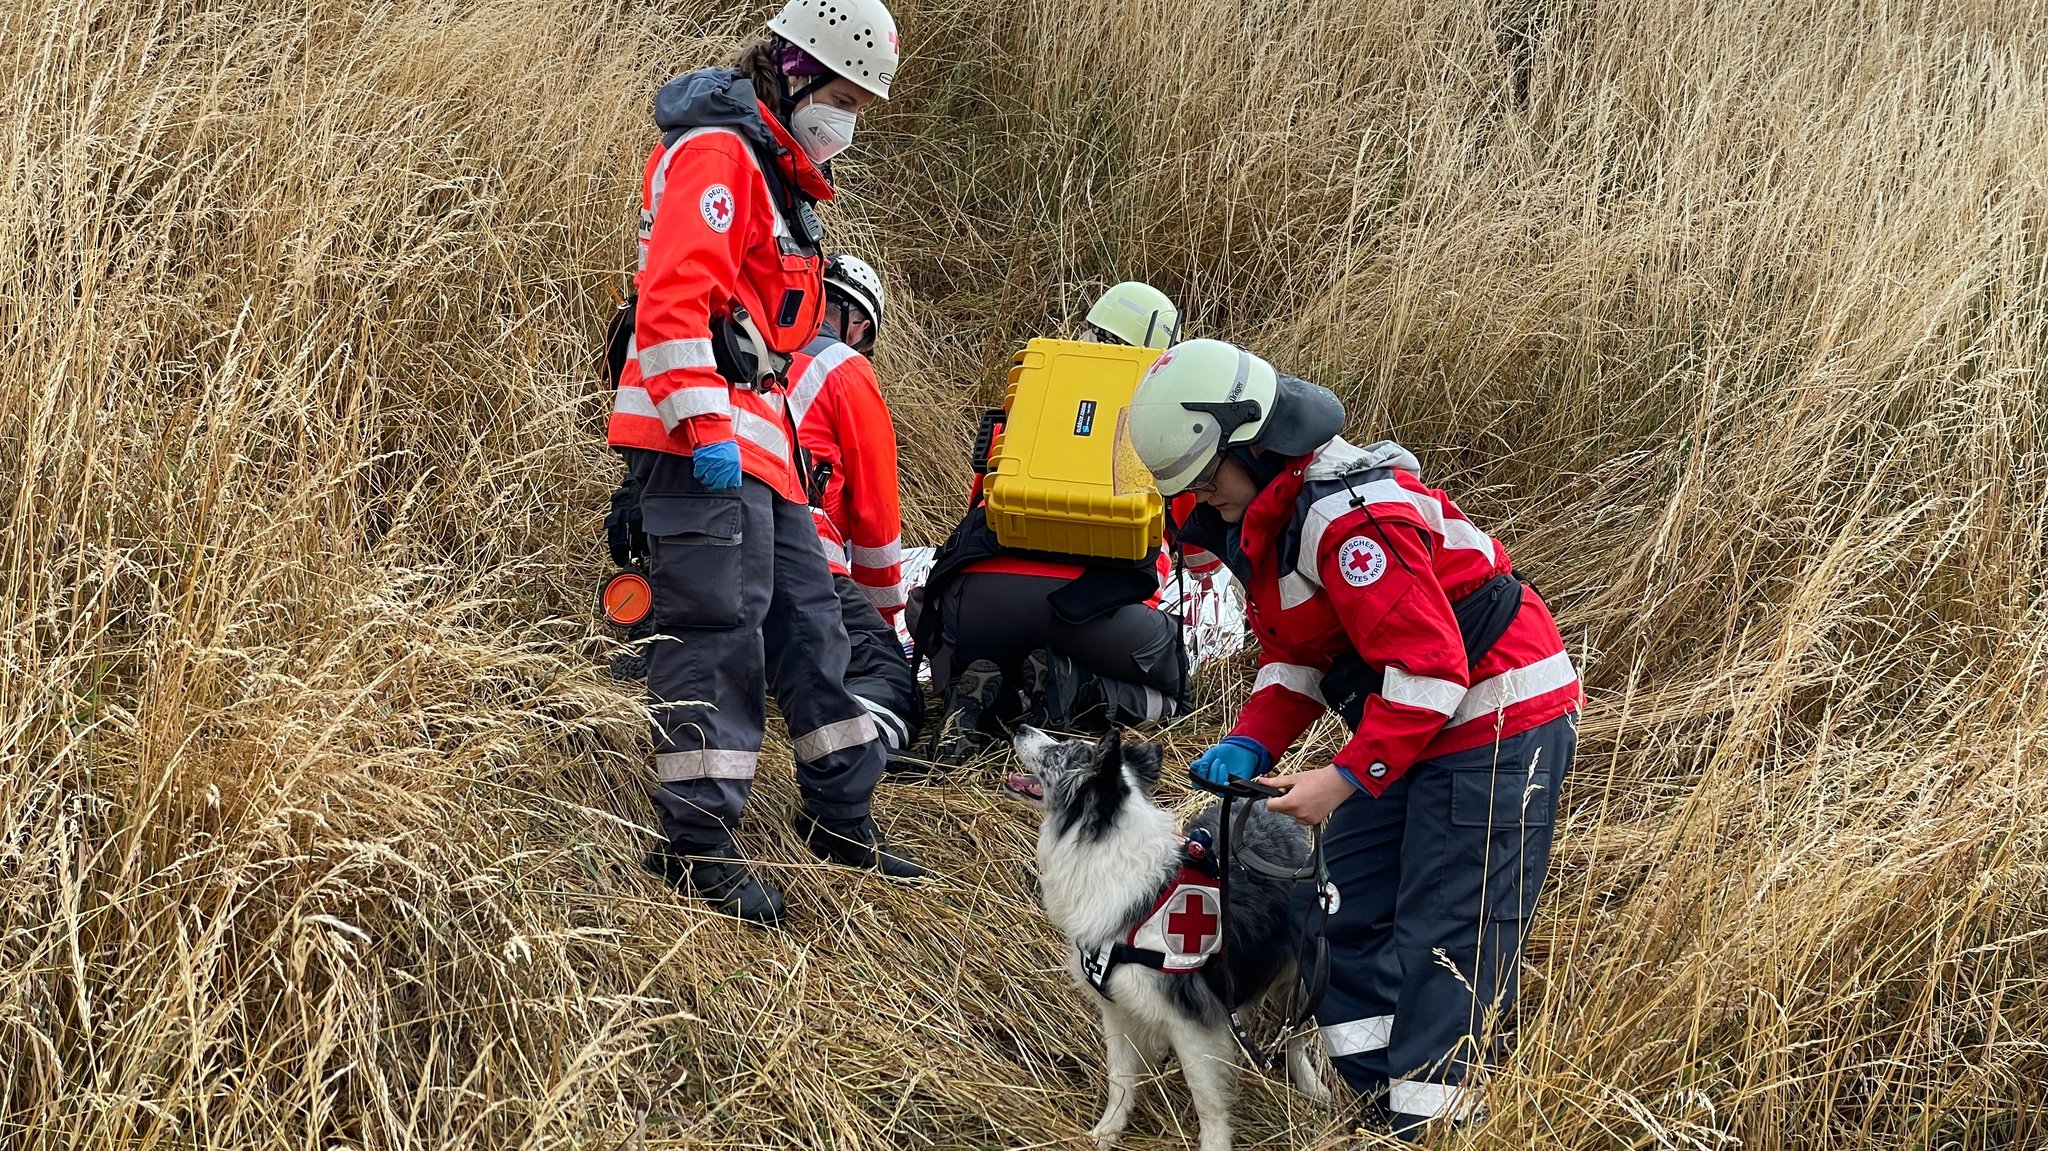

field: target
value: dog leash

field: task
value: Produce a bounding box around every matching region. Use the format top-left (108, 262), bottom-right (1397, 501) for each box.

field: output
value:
top-left (1191, 773), bottom-right (1333, 1072)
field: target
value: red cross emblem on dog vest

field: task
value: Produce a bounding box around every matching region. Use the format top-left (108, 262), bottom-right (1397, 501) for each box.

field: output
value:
top-left (1127, 865), bottom-right (1223, 972)
top-left (1166, 891), bottom-right (1219, 952)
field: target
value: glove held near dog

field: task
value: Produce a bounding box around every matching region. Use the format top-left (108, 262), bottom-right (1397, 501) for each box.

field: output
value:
top-left (1190, 736), bottom-right (1273, 786)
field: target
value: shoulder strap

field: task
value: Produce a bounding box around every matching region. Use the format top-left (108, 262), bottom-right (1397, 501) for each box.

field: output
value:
top-left (654, 125), bottom-right (816, 250)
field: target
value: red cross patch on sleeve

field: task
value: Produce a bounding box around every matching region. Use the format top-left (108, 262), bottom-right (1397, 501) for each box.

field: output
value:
top-left (1338, 536), bottom-right (1387, 587)
top-left (699, 184), bottom-right (735, 234)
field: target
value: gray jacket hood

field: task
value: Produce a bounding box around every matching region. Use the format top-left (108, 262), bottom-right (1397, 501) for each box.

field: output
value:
top-left (1304, 436), bottom-right (1423, 480)
top-left (653, 67), bottom-right (776, 152)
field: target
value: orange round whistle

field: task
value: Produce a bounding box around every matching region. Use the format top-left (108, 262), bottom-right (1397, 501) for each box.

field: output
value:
top-left (600, 570), bottom-right (653, 628)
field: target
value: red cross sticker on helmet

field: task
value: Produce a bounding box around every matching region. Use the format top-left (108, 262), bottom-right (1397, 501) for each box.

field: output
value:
top-left (699, 185), bottom-right (735, 234)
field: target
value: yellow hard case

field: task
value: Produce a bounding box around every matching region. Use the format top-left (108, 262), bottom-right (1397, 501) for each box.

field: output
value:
top-left (983, 338), bottom-right (1165, 561)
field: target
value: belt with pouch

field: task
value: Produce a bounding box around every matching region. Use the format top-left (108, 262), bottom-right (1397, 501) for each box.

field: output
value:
top-left (1318, 571), bottom-right (1529, 729)
top-left (711, 304), bottom-right (790, 392)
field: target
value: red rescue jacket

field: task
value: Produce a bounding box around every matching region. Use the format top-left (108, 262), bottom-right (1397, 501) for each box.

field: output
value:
top-left (608, 73), bottom-right (831, 505)
top-left (787, 333), bottom-right (906, 620)
top-left (1227, 438), bottom-right (1580, 794)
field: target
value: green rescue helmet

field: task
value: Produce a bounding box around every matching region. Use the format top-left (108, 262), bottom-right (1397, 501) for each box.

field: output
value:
top-left (1083, 281), bottom-right (1181, 349)
top-left (1126, 340), bottom-right (1276, 495)
top-left (1126, 339), bottom-right (1348, 495)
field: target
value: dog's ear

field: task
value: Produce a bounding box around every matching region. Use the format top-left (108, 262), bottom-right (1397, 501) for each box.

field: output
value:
top-left (1121, 735), bottom-right (1164, 793)
top-left (1092, 728), bottom-right (1124, 775)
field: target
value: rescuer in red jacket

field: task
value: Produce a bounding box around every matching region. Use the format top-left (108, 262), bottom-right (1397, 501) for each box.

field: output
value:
top-left (778, 253), bottom-right (922, 757)
top-left (912, 283), bottom-right (1203, 775)
top-left (608, 0), bottom-right (923, 928)
top-left (1126, 339), bottom-right (1581, 1140)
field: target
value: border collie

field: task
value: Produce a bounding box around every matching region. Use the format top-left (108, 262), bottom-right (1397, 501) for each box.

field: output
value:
top-left (1014, 727), bottom-right (1330, 1151)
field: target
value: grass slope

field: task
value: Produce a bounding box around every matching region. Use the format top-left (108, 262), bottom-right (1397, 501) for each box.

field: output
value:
top-left (1, 0), bottom-right (2044, 1146)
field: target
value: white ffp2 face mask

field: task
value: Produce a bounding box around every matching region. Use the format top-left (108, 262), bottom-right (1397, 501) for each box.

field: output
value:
top-left (790, 100), bottom-right (857, 165)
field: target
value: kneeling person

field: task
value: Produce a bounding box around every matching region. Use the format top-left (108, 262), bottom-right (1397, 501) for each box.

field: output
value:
top-left (914, 282), bottom-right (1198, 771)
top-left (779, 253), bottom-right (924, 760)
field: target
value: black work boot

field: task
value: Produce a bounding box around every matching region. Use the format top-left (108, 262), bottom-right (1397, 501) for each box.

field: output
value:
top-left (1348, 1093), bottom-right (1394, 1140)
top-left (1041, 649), bottom-right (1106, 731)
top-left (643, 842), bottom-right (787, 927)
top-left (1017, 649), bottom-right (1054, 731)
top-left (925, 659), bottom-right (1004, 766)
top-left (606, 619), bottom-right (655, 681)
top-left (794, 811), bottom-right (928, 880)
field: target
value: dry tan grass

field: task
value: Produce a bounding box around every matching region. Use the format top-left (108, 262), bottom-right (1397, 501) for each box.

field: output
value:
top-left (2, 0), bottom-right (2044, 1147)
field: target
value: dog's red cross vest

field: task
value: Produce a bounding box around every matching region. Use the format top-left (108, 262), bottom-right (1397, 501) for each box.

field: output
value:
top-left (1076, 844), bottom-right (1223, 1000)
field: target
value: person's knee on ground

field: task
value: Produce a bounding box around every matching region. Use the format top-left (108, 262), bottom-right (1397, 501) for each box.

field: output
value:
top-left (831, 573), bottom-right (922, 764)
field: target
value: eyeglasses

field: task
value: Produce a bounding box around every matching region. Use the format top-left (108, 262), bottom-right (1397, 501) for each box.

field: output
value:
top-left (1184, 453), bottom-right (1225, 495)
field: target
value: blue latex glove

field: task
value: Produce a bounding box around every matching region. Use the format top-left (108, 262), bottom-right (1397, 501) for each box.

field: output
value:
top-left (692, 440), bottom-right (742, 491)
top-left (1190, 736), bottom-right (1274, 787)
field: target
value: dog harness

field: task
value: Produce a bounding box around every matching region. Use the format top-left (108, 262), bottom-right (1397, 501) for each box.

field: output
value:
top-left (1076, 832), bottom-right (1223, 1001)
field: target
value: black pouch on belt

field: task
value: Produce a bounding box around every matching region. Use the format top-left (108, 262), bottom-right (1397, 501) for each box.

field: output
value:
top-left (710, 314), bottom-right (760, 388)
top-left (602, 296), bottom-right (636, 389)
top-left (605, 475), bottom-right (648, 567)
top-left (1318, 571), bottom-right (1526, 730)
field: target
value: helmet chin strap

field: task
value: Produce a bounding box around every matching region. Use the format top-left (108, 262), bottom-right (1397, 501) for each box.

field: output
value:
top-left (1180, 399), bottom-right (1263, 443)
top-left (773, 45), bottom-right (836, 123)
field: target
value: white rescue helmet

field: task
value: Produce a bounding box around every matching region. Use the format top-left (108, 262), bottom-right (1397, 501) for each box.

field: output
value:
top-left (1085, 281), bottom-right (1180, 349)
top-left (769, 0), bottom-right (900, 100)
top-left (1125, 340), bottom-right (1277, 496)
top-left (823, 252), bottom-right (885, 326)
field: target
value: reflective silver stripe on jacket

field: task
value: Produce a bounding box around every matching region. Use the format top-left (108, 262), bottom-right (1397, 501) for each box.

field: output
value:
top-left (1279, 478), bottom-right (1497, 609)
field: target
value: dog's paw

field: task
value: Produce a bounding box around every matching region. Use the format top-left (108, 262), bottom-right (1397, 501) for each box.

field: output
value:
top-left (1087, 1122), bottom-right (1122, 1150)
top-left (1297, 1078), bottom-right (1333, 1105)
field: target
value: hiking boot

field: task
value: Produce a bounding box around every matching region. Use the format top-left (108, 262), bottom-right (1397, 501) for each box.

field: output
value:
top-left (794, 811), bottom-right (928, 881)
top-left (607, 647), bottom-right (650, 681)
top-left (1341, 1093), bottom-right (1396, 1145)
top-left (925, 659), bottom-right (1004, 766)
top-left (643, 842), bottom-right (786, 927)
top-left (1027, 649), bottom-right (1107, 733)
top-left (1017, 649), bottom-right (1054, 731)
top-left (606, 620), bottom-right (655, 682)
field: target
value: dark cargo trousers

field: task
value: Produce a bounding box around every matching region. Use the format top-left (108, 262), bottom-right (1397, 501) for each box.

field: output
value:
top-left (823, 574), bottom-right (921, 752)
top-left (932, 570), bottom-right (1186, 725)
top-left (1303, 712), bottom-right (1576, 1137)
top-left (627, 449), bottom-right (885, 852)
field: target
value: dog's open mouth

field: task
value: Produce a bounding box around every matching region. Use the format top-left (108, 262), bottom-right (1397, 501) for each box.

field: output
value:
top-left (1001, 769), bottom-right (1044, 805)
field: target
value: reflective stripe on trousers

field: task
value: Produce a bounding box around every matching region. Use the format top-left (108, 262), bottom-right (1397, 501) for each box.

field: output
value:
top-left (629, 452), bottom-right (886, 850)
top-left (1302, 714), bottom-right (1575, 1135)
